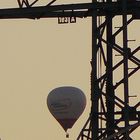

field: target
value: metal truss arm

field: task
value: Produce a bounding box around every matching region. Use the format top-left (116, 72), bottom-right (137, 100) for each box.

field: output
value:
top-left (0, 2), bottom-right (140, 19)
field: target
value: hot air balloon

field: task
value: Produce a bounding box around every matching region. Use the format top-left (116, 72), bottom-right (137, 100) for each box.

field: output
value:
top-left (47, 86), bottom-right (86, 137)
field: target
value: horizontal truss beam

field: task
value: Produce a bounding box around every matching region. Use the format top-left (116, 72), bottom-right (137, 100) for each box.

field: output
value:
top-left (1, 2), bottom-right (140, 19)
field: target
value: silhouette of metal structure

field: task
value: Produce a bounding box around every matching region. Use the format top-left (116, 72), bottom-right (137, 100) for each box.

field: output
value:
top-left (0, 0), bottom-right (140, 139)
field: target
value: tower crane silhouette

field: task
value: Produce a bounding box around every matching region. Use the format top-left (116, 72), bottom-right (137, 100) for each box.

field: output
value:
top-left (0, 0), bottom-right (140, 139)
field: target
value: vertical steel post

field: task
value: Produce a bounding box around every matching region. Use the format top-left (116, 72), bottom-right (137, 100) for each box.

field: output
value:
top-left (106, 11), bottom-right (115, 138)
top-left (122, 0), bottom-right (130, 139)
top-left (91, 5), bottom-right (99, 140)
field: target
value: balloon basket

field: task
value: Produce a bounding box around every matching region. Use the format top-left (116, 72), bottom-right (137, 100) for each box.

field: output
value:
top-left (66, 132), bottom-right (69, 138)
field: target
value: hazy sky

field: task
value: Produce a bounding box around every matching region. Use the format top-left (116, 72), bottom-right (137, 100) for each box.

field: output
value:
top-left (0, 1), bottom-right (139, 140)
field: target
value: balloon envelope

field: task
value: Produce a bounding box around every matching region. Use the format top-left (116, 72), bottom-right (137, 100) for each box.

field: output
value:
top-left (47, 86), bottom-right (86, 131)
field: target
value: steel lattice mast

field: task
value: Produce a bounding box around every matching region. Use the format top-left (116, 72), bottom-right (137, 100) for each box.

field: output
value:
top-left (0, 0), bottom-right (140, 139)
